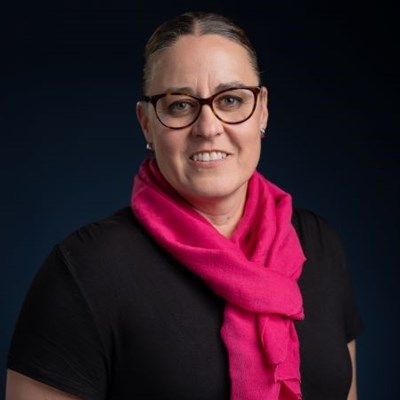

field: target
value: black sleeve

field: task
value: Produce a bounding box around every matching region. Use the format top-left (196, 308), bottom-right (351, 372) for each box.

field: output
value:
top-left (316, 211), bottom-right (364, 342)
top-left (293, 208), bottom-right (364, 343)
top-left (332, 230), bottom-right (364, 343)
top-left (7, 245), bottom-right (108, 400)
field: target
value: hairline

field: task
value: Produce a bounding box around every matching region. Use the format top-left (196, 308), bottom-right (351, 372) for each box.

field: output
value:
top-left (142, 13), bottom-right (260, 95)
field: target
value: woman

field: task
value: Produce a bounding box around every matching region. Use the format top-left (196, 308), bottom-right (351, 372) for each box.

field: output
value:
top-left (6, 11), bottom-right (363, 400)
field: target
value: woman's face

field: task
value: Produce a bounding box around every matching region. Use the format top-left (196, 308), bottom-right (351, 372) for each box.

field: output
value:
top-left (137, 34), bottom-right (268, 207)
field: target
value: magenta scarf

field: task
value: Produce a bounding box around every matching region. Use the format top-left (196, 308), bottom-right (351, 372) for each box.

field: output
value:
top-left (131, 158), bottom-right (306, 399)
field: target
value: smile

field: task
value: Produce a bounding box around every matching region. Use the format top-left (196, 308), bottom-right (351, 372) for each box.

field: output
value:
top-left (190, 151), bottom-right (228, 162)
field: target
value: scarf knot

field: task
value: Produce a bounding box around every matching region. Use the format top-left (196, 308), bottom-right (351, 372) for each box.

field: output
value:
top-left (131, 159), bottom-right (306, 400)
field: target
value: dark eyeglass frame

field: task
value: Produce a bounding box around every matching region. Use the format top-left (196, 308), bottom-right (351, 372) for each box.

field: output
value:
top-left (142, 86), bottom-right (261, 129)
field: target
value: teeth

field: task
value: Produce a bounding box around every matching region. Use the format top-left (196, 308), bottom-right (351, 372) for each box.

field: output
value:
top-left (192, 151), bottom-right (228, 162)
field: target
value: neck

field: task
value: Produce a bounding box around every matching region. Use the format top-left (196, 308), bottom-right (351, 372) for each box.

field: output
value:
top-left (184, 187), bottom-right (248, 238)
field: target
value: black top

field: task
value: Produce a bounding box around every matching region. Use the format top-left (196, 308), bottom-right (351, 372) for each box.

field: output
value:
top-left (7, 207), bottom-right (363, 400)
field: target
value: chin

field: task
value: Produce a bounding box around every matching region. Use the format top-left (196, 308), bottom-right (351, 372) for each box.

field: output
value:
top-left (183, 180), bottom-right (247, 202)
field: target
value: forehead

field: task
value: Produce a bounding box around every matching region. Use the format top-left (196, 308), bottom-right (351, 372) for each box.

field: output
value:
top-left (147, 34), bottom-right (258, 95)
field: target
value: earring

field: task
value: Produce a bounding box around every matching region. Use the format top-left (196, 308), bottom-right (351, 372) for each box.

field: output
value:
top-left (260, 128), bottom-right (266, 138)
top-left (146, 143), bottom-right (153, 151)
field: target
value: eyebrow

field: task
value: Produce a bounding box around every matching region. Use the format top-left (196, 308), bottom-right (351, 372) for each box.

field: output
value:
top-left (214, 81), bottom-right (251, 92)
top-left (164, 86), bottom-right (194, 95)
top-left (163, 81), bottom-right (253, 96)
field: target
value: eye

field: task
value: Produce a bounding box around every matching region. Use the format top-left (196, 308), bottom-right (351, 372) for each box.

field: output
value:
top-left (169, 100), bottom-right (192, 112)
top-left (215, 93), bottom-right (243, 109)
top-left (159, 94), bottom-right (199, 117)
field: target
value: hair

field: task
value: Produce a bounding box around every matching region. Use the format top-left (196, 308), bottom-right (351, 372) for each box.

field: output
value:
top-left (141, 11), bottom-right (260, 94)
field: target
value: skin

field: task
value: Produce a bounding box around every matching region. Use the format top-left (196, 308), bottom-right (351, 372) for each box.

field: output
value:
top-left (348, 340), bottom-right (358, 400)
top-left (6, 370), bottom-right (80, 399)
top-left (6, 32), bottom-right (358, 400)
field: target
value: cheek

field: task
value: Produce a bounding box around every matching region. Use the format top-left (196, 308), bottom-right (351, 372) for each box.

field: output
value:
top-left (148, 121), bottom-right (174, 151)
top-left (154, 133), bottom-right (183, 156)
top-left (238, 129), bottom-right (262, 160)
top-left (152, 131), bottom-right (187, 177)
top-left (237, 137), bottom-right (261, 177)
top-left (244, 140), bottom-right (261, 170)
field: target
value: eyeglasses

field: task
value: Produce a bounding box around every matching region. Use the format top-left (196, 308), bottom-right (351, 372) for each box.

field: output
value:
top-left (142, 86), bottom-right (261, 129)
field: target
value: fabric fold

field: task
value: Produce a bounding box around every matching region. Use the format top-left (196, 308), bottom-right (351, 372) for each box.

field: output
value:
top-left (131, 158), bottom-right (306, 400)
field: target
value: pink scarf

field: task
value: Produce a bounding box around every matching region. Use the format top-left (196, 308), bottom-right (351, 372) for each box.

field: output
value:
top-left (131, 158), bottom-right (306, 399)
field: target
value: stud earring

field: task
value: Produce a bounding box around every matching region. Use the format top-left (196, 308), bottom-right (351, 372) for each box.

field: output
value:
top-left (260, 128), bottom-right (266, 138)
top-left (146, 143), bottom-right (153, 151)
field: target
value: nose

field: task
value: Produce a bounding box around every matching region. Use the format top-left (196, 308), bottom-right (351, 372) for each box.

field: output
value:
top-left (190, 104), bottom-right (223, 138)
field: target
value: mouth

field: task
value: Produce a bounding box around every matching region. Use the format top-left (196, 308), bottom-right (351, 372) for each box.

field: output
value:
top-left (190, 151), bottom-right (229, 162)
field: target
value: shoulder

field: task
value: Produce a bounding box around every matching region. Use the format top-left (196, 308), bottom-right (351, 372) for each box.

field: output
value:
top-left (53, 206), bottom-right (164, 286)
top-left (61, 206), bottom-right (139, 246)
top-left (292, 207), bottom-right (336, 237)
top-left (58, 206), bottom-right (150, 259)
top-left (292, 208), bottom-right (344, 247)
top-left (292, 207), bottom-right (347, 267)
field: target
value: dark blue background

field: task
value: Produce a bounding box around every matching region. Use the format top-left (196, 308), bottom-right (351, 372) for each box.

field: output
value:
top-left (1, 1), bottom-right (399, 398)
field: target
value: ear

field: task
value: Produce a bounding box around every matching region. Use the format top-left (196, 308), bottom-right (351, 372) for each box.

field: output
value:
top-left (259, 86), bottom-right (269, 130)
top-left (136, 101), bottom-right (153, 144)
